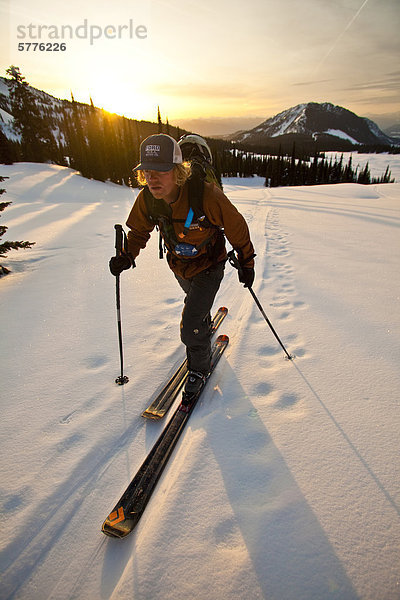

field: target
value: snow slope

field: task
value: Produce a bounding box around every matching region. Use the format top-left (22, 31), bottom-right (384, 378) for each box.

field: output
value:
top-left (0, 163), bottom-right (399, 600)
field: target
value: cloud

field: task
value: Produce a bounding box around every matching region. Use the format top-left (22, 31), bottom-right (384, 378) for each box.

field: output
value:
top-left (149, 81), bottom-right (272, 102)
top-left (347, 95), bottom-right (400, 107)
top-left (292, 79), bottom-right (335, 87)
top-left (174, 115), bottom-right (266, 136)
top-left (342, 72), bottom-right (400, 93)
top-left (148, 82), bottom-right (244, 99)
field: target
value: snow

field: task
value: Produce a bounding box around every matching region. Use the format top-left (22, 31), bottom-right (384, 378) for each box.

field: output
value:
top-left (0, 77), bottom-right (10, 97)
top-left (323, 129), bottom-right (361, 145)
top-left (326, 152), bottom-right (400, 182)
top-left (268, 104), bottom-right (307, 137)
top-left (0, 108), bottom-right (18, 142)
top-left (0, 108), bottom-right (12, 125)
top-left (1, 161), bottom-right (400, 600)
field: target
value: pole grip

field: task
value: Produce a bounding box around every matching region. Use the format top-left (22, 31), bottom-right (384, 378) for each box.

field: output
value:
top-left (227, 249), bottom-right (244, 278)
top-left (115, 224), bottom-right (123, 256)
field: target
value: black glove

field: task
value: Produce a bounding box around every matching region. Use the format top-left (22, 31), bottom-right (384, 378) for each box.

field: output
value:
top-left (238, 267), bottom-right (255, 288)
top-left (109, 253), bottom-right (134, 276)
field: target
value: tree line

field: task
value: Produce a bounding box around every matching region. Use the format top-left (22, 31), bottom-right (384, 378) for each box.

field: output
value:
top-left (0, 66), bottom-right (395, 188)
top-left (219, 147), bottom-right (394, 186)
top-left (262, 150), bottom-right (394, 187)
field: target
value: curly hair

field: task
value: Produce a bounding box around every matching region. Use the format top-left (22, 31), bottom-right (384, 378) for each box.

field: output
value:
top-left (136, 162), bottom-right (192, 187)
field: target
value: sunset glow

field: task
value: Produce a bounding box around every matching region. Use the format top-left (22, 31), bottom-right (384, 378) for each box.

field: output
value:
top-left (1, 0), bottom-right (399, 132)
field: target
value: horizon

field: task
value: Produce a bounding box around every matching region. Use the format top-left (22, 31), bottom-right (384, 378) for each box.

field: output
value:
top-left (1, 0), bottom-right (399, 136)
top-left (1, 73), bottom-right (397, 138)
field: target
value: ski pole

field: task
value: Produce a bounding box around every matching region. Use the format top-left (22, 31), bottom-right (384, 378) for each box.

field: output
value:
top-left (227, 250), bottom-right (294, 360)
top-left (114, 224), bottom-right (129, 385)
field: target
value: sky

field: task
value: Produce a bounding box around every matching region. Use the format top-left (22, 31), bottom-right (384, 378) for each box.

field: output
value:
top-left (1, 0), bottom-right (399, 135)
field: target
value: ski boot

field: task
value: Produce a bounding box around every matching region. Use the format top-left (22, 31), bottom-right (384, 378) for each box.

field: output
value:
top-left (181, 370), bottom-right (207, 409)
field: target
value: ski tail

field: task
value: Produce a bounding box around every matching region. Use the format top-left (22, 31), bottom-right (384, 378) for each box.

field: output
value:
top-left (142, 307), bottom-right (228, 420)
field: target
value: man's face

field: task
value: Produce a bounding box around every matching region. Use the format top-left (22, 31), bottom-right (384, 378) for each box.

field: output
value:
top-left (144, 169), bottom-right (177, 202)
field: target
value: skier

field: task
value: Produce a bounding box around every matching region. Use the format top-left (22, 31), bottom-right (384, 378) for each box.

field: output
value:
top-left (109, 133), bottom-right (255, 398)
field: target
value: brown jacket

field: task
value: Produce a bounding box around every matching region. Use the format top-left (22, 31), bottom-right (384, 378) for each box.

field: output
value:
top-left (126, 181), bottom-right (255, 280)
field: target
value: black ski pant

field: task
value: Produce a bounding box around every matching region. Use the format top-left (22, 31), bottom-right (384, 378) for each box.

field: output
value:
top-left (175, 261), bottom-right (225, 375)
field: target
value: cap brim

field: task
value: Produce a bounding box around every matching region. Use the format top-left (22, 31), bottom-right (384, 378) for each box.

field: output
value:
top-left (133, 162), bottom-right (175, 172)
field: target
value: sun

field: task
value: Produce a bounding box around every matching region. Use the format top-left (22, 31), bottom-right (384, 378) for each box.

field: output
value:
top-left (71, 51), bottom-right (155, 121)
top-left (87, 77), bottom-right (154, 121)
top-left (91, 82), bottom-right (153, 121)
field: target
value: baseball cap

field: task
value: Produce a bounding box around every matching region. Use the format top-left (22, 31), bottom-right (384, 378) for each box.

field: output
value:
top-left (133, 134), bottom-right (183, 172)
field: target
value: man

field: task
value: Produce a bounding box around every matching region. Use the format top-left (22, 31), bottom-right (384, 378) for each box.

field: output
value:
top-left (110, 133), bottom-right (255, 398)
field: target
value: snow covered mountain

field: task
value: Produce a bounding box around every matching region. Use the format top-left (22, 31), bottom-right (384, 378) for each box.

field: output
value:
top-left (233, 102), bottom-right (399, 147)
top-left (0, 76), bottom-right (68, 142)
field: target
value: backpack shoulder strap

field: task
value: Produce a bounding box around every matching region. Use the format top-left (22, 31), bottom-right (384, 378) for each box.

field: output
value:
top-left (142, 185), bottom-right (181, 258)
top-left (187, 162), bottom-right (205, 221)
top-left (142, 185), bottom-right (161, 222)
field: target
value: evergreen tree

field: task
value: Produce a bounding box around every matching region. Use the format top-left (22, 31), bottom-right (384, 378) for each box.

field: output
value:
top-left (157, 106), bottom-right (162, 133)
top-left (358, 162), bottom-right (371, 184)
top-left (121, 116), bottom-right (139, 185)
top-left (6, 66), bottom-right (54, 162)
top-left (0, 176), bottom-right (35, 276)
top-left (64, 100), bottom-right (89, 176)
top-left (343, 155), bottom-right (355, 183)
top-left (289, 143), bottom-right (296, 185)
top-left (309, 153), bottom-right (318, 185)
top-left (85, 104), bottom-right (106, 181)
top-left (378, 165), bottom-right (394, 184)
top-left (0, 129), bottom-right (15, 164)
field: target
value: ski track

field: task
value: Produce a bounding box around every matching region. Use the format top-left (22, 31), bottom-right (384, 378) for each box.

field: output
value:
top-left (1, 165), bottom-right (399, 599)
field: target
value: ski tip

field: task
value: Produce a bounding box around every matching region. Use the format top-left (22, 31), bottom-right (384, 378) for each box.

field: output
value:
top-left (218, 306), bottom-right (228, 314)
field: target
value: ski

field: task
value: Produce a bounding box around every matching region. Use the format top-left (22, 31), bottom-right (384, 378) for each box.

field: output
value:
top-left (141, 306), bottom-right (228, 420)
top-left (102, 334), bottom-right (229, 539)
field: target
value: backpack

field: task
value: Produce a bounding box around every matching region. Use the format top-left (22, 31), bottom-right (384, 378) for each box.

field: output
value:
top-left (143, 155), bottom-right (223, 261)
top-left (178, 133), bottom-right (223, 191)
